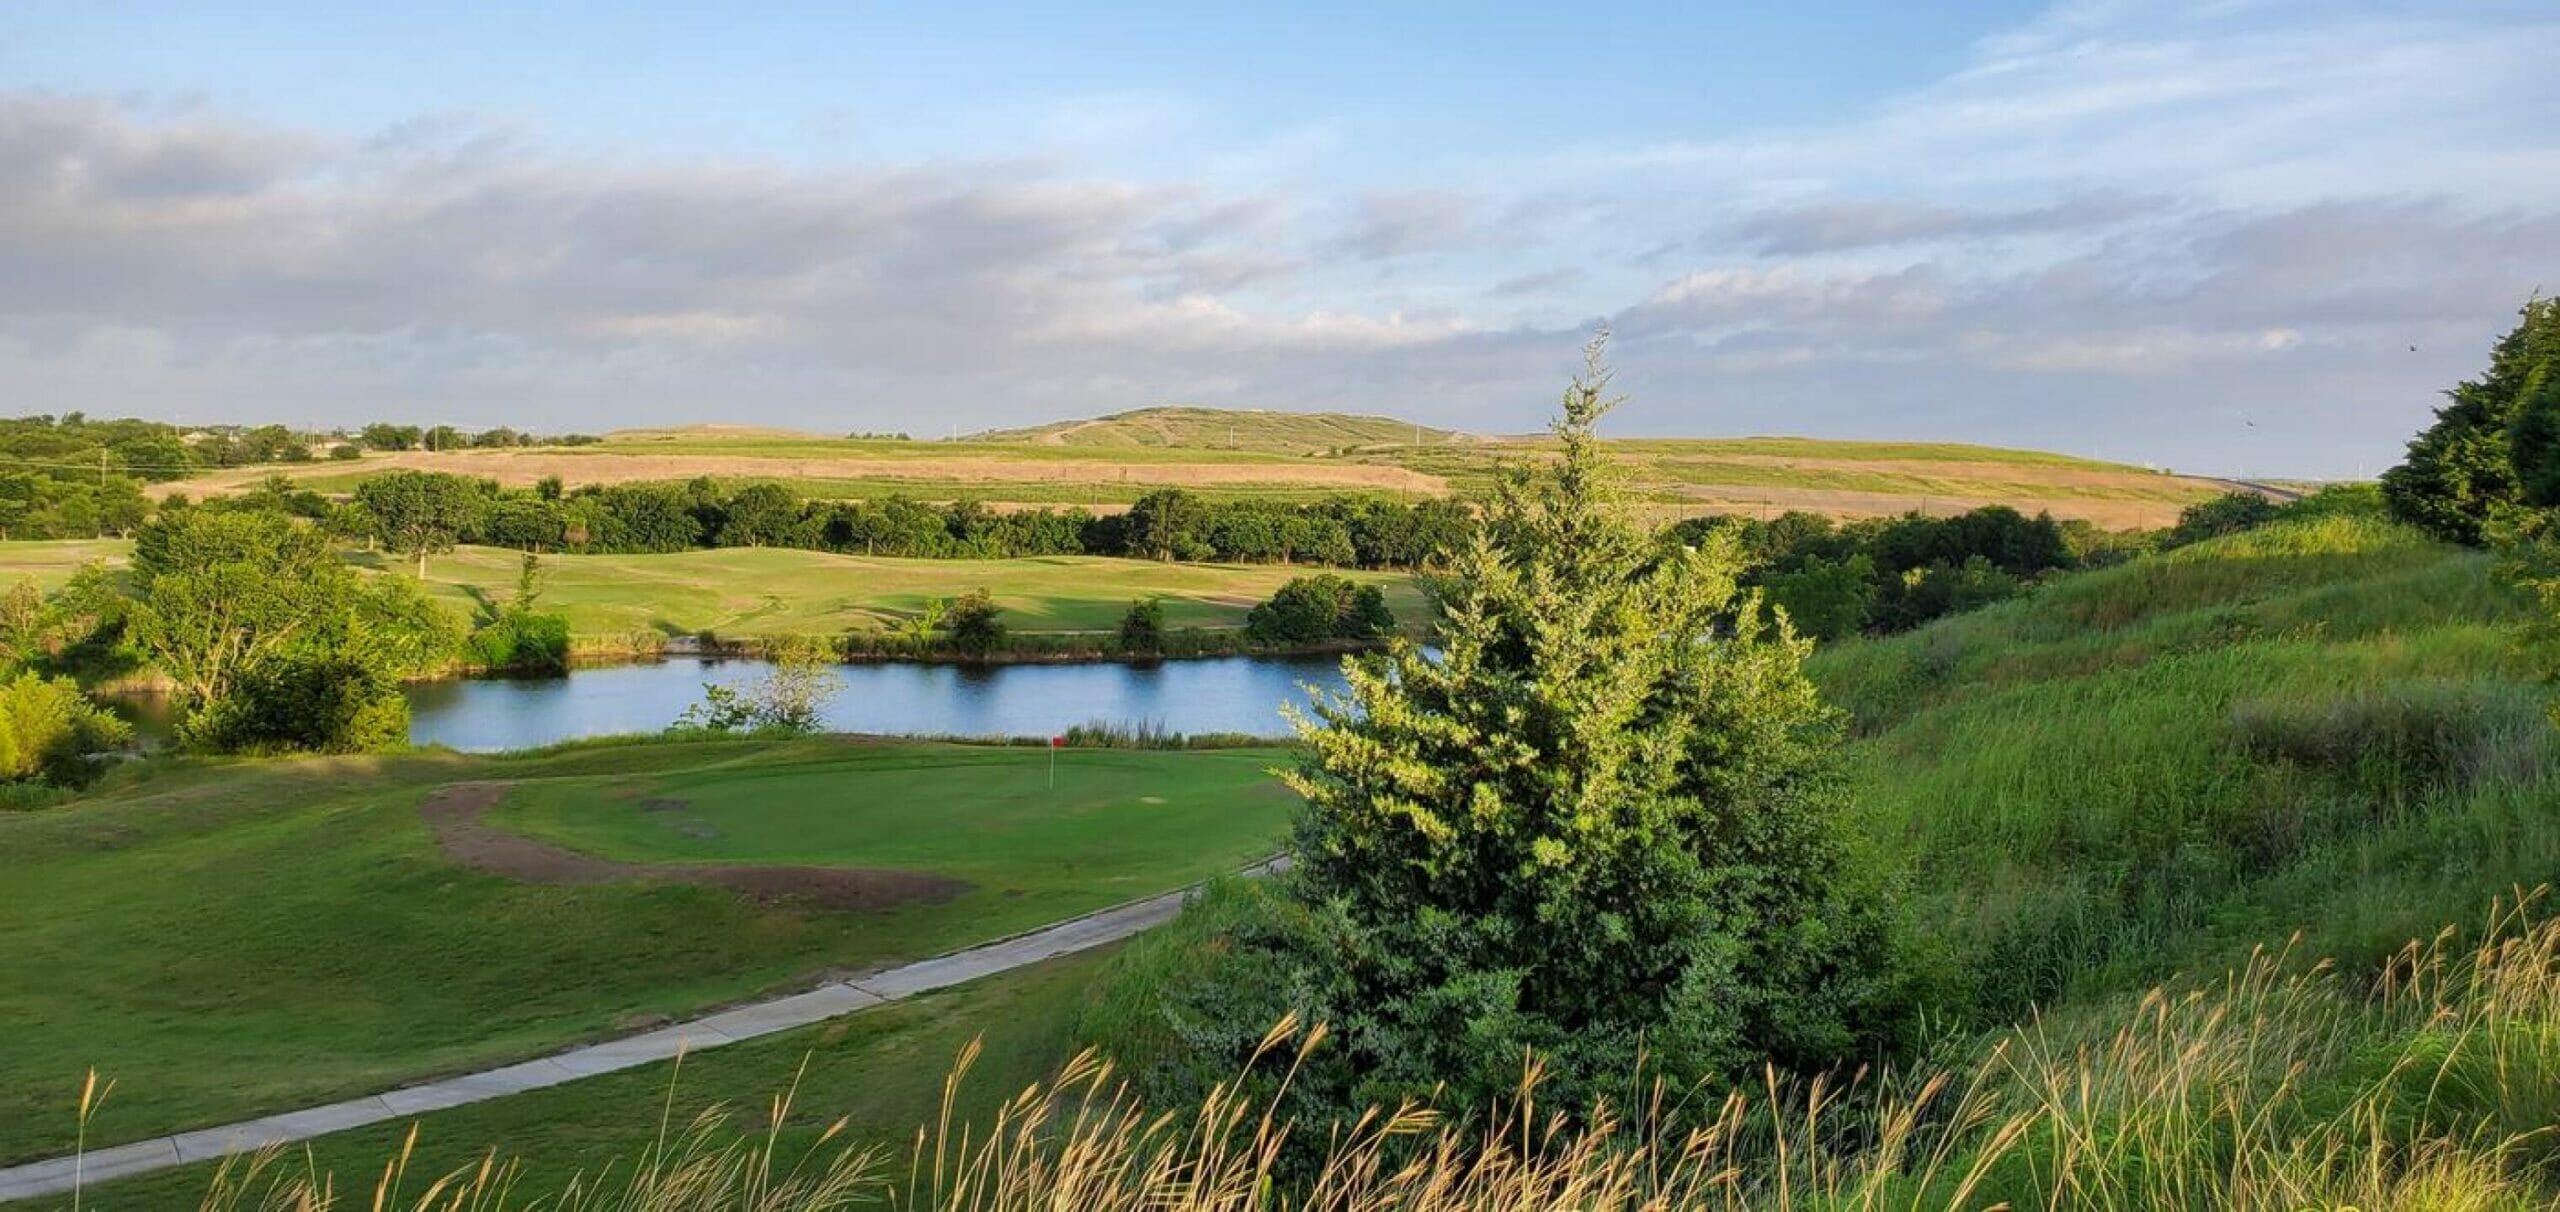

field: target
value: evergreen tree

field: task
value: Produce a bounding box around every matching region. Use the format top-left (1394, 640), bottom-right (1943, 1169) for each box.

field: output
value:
top-left (1274, 335), bottom-right (1894, 1109)
top-left (2382, 298), bottom-right (2560, 544)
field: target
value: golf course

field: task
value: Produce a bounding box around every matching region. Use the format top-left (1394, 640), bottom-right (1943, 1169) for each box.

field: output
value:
top-left (0, 540), bottom-right (1431, 646)
top-left (0, 738), bottom-right (1295, 1167)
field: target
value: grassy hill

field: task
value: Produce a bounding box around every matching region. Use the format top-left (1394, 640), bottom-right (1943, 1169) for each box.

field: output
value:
top-left (167, 407), bottom-right (2239, 528)
top-left (967, 406), bottom-right (1473, 454)
top-left (1815, 512), bottom-right (2552, 1018)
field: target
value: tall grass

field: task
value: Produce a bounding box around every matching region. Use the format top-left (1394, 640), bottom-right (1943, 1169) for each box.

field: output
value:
top-left (157, 896), bottom-right (2560, 1210)
top-left (1806, 515), bottom-right (2558, 1021)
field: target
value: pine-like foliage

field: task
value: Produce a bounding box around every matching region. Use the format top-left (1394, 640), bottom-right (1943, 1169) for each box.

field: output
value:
top-left (2383, 297), bottom-right (2560, 545)
top-left (1279, 337), bottom-right (1894, 1108)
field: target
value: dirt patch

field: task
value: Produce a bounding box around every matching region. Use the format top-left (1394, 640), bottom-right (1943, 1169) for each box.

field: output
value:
top-left (420, 783), bottom-right (970, 913)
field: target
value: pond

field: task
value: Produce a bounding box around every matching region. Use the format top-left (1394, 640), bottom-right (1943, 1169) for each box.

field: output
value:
top-left (351, 655), bottom-right (1358, 752)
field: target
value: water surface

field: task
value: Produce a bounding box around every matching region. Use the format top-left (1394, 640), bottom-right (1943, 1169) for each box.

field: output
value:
top-left (399, 655), bottom-right (1351, 752)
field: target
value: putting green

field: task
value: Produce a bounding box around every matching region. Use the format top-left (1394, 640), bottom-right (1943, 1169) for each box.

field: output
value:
top-left (489, 743), bottom-right (1297, 886)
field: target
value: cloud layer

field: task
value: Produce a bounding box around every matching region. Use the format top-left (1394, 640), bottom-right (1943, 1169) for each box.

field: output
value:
top-left (2, 1), bottom-right (2556, 475)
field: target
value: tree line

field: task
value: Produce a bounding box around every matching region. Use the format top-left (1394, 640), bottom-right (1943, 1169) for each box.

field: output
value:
top-left (329, 473), bottom-right (1478, 571)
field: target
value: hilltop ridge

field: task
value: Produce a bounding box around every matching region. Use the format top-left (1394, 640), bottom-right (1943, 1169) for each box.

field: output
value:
top-left (966, 406), bottom-right (1476, 454)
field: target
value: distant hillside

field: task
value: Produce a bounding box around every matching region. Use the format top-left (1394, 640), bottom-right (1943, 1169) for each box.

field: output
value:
top-left (969, 407), bottom-right (1473, 455)
top-left (165, 405), bottom-right (2249, 529)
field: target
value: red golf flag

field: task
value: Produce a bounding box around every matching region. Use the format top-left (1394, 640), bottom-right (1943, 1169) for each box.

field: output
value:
top-left (1050, 735), bottom-right (1064, 748)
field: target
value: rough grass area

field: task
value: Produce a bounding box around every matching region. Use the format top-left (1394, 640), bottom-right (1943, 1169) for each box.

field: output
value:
top-left (1812, 514), bottom-right (2556, 1021)
top-left (0, 738), bottom-right (1294, 1164)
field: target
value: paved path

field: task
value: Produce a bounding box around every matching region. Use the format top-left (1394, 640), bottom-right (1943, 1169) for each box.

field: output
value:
top-left (0, 865), bottom-right (1274, 1205)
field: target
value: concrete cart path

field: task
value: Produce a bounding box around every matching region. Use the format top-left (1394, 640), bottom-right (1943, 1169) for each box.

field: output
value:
top-left (0, 862), bottom-right (1277, 1205)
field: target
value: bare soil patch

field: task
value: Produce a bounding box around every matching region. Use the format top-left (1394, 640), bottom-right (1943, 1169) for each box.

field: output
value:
top-left (421, 783), bottom-right (970, 913)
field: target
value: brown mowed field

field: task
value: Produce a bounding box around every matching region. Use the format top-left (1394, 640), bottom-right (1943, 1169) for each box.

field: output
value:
top-left (174, 413), bottom-right (2244, 528)
top-left (177, 448), bottom-right (1447, 497)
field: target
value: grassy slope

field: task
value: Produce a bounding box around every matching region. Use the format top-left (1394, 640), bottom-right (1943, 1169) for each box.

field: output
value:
top-left (967, 406), bottom-right (1470, 453)
top-left (184, 411), bottom-right (2235, 525)
top-left (0, 739), bottom-right (1294, 1164)
top-left (0, 540), bottom-right (1430, 642)
top-left (1813, 514), bottom-right (2556, 1018)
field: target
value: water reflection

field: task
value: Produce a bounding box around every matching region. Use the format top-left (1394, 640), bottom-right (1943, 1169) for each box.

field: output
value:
top-left (391, 655), bottom-right (1352, 752)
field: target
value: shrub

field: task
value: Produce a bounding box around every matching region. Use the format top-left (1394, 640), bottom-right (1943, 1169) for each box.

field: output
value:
top-left (940, 589), bottom-right (1007, 658)
top-left (1243, 575), bottom-right (1393, 645)
top-left (466, 610), bottom-right (571, 674)
top-left (671, 639), bottom-right (841, 735)
top-left (1118, 598), bottom-right (1166, 654)
top-left (180, 656), bottom-right (410, 755)
top-left (2168, 491), bottom-right (2283, 547)
top-left (0, 672), bottom-right (131, 785)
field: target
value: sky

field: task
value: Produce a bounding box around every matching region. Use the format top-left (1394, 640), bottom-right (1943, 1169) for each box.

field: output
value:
top-left (1, 1), bottom-right (2555, 476)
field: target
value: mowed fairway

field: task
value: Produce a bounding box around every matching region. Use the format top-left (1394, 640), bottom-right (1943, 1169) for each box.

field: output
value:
top-left (0, 738), bottom-right (1294, 1166)
top-left (491, 744), bottom-right (1292, 881)
top-left (386, 546), bottom-right (1429, 640)
top-left (0, 539), bottom-right (1429, 642)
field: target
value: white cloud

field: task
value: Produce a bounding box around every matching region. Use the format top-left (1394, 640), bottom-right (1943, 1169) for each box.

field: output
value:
top-left (0, 1), bottom-right (2555, 475)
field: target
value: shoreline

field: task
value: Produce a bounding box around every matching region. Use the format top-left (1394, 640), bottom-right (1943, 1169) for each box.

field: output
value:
top-left (94, 634), bottom-right (1393, 696)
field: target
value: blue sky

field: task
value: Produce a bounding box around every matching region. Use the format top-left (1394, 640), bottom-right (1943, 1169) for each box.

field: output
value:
top-left (1, 0), bottom-right (2555, 474)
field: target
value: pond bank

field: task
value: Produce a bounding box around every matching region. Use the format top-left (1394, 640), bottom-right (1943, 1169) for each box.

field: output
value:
top-left (108, 651), bottom-right (1358, 753)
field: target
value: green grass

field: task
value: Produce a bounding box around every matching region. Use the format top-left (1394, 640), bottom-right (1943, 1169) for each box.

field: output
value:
top-left (0, 539), bottom-right (1429, 644)
top-left (490, 744), bottom-right (1293, 879)
top-left (1811, 513), bottom-right (2558, 1020)
top-left (0, 539), bottom-right (122, 592)
top-left (0, 738), bottom-right (1294, 1165)
top-left (387, 546), bottom-right (1428, 643)
top-left (19, 947), bottom-right (1117, 1210)
top-left (28, 508), bottom-right (2560, 1210)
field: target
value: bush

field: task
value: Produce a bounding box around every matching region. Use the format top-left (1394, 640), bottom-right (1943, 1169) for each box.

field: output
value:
top-left (0, 672), bottom-right (131, 785)
top-left (671, 640), bottom-right (841, 735)
top-left (2168, 491), bottom-right (2283, 547)
top-left (466, 609), bottom-right (571, 674)
top-left (941, 589), bottom-right (1007, 658)
top-left (1118, 598), bottom-right (1166, 654)
top-left (180, 656), bottom-right (409, 755)
top-left (1244, 575), bottom-right (1393, 645)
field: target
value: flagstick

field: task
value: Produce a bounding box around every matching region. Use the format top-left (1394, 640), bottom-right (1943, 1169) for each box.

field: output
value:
top-left (1048, 738), bottom-right (1057, 790)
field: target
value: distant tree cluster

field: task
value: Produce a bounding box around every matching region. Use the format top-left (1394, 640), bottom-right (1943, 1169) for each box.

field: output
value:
top-left (355, 423), bottom-right (600, 452)
top-left (321, 473), bottom-right (1473, 571)
top-left (1663, 504), bottom-right (2084, 640)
